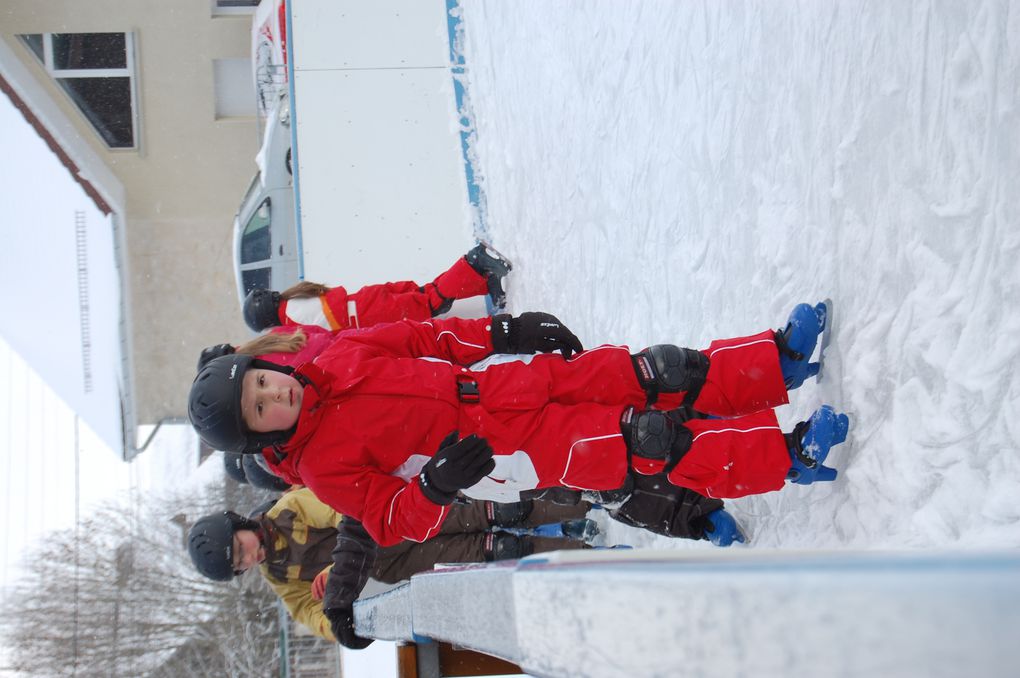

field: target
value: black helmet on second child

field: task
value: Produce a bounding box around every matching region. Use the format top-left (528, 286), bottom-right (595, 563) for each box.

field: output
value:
top-left (187, 511), bottom-right (260, 581)
top-left (222, 451), bottom-right (248, 484)
top-left (242, 453), bottom-right (291, 491)
top-left (197, 343), bottom-right (235, 371)
top-left (243, 289), bottom-right (283, 333)
top-left (188, 353), bottom-right (296, 454)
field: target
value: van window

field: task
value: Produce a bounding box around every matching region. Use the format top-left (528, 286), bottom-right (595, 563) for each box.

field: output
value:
top-left (240, 199), bottom-right (272, 263)
top-left (241, 268), bottom-right (271, 296)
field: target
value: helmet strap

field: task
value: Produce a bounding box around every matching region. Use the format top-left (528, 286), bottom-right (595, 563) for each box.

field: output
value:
top-left (243, 428), bottom-right (295, 453)
top-left (240, 359), bottom-right (299, 451)
top-left (267, 444), bottom-right (288, 464)
top-left (250, 358), bottom-right (295, 376)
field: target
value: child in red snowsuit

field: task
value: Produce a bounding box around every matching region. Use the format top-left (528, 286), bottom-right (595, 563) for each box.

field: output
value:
top-left (242, 243), bottom-right (512, 332)
top-left (189, 305), bottom-right (849, 547)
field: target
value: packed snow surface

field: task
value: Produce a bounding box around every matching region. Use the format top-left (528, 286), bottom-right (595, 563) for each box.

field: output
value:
top-left (458, 0), bottom-right (1020, 551)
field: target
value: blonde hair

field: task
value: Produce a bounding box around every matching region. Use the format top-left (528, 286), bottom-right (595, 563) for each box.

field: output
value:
top-left (279, 280), bottom-right (330, 300)
top-left (234, 328), bottom-right (308, 356)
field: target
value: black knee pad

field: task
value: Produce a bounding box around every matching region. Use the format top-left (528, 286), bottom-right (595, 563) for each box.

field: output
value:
top-left (625, 409), bottom-right (674, 459)
top-left (484, 533), bottom-right (534, 562)
top-left (632, 345), bottom-right (709, 400)
top-left (487, 499), bottom-right (534, 528)
top-left (421, 285), bottom-right (454, 316)
top-left (622, 408), bottom-right (694, 473)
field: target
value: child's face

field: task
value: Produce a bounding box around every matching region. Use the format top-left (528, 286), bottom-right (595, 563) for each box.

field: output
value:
top-left (232, 529), bottom-right (265, 573)
top-left (241, 368), bottom-right (303, 433)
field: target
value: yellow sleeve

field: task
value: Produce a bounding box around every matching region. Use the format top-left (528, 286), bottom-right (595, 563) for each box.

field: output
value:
top-left (262, 571), bottom-right (336, 642)
top-left (268, 487), bottom-right (344, 530)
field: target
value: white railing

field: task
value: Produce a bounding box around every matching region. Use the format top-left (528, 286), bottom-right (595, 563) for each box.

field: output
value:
top-left (356, 549), bottom-right (1020, 678)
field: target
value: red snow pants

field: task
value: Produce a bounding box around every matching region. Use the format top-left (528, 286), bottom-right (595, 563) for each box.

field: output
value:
top-left (467, 330), bottom-right (792, 499)
top-left (322, 257), bottom-right (489, 328)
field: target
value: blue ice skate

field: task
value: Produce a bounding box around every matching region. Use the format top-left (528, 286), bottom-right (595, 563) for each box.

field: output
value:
top-left (561, 518), bottom-right (600, 542)
top-left (776, 301), bottom-right (829, 390)
top-left (530, 519), bottom-right (600, 542)
top-left (704, 508), bottom-right (746, 547)
top-left (466, 242), bottom-right (513, 309)
top-left (786, 405), bottom-right (849, 485)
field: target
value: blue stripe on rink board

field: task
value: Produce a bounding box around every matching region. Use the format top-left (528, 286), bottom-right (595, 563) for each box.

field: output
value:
top-left (285, 0), bottom-right (305, 280)
top-left (445, 0), bottom-right (465, 67)
top-left (445, 0), bottom-right (490, 242)
top-left (517, 551), bottom-right (1020, 575)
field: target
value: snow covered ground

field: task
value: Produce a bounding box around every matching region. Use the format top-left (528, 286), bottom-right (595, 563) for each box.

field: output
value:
top-left (458, 0), bottom-right (1020, 551)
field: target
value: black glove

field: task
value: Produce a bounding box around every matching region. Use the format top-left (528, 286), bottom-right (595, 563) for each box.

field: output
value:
top-left (324, 606), bottom-right (374, 650)
top-left (491, 312), bottom-right (584, 358)
top-left (419, 432), bottom-right (495, 505)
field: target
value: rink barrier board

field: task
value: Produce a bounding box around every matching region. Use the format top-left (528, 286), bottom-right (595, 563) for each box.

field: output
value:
top-left (355, 549), bottom-right (1020, 678)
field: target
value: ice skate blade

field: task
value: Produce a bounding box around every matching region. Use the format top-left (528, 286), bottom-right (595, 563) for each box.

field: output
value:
top-left (816, 297), bottom-right (834, 383)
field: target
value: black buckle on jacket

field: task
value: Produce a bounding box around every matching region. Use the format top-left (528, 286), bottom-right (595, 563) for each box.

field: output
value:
top-left (456, 375), bottom-right (480, 403)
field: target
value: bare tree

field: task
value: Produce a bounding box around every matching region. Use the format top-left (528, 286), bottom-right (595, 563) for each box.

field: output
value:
top-left (0, 480), bottom-right (284, 677)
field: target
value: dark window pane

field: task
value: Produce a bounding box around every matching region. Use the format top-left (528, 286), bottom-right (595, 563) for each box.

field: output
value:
top-left (52, 33), bottom-right (126, 70)
top-left (240, 200), bottom-right (272, 264)
top-left (57, 77), bottom-right (133, 147)
top-left (242, 268), bottom-right (271, 296)
top-left (19, 34), bottom-right (44, 62)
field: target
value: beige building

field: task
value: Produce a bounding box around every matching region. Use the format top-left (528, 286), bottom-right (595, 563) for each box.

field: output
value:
top-left (0, 0), bottom-right (264, 458)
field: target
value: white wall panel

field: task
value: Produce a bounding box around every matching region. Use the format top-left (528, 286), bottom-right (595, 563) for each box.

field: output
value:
top-left (291, 0), bottom-right (449, 70)
top-left (291, 0), bottom-right (478, 299)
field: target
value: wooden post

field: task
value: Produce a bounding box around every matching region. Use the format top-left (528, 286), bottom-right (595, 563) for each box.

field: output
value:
top-left (396, 643), bottom-right (419, 678)
top-left (396, 642), bottom-right (524, 677)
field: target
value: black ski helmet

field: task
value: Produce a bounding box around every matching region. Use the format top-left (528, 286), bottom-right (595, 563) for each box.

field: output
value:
top-left (197, 343), bottom-right (236, 371)
top-left (189, 353), bottom-right (298, 454)
top-left (243, 289), bottom-right (283, 332)
top-left (189, 353), bottom-right (253, 453)
top-left (222, 451), bottom-right (248, 484)
top-left (187, 511), bottom-right (260, 581)
top-left (242, 453), bottom-right (291, 491)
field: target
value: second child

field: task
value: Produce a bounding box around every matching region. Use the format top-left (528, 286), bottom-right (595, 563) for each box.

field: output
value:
top-left (242, 243), bottom-right (512, 332)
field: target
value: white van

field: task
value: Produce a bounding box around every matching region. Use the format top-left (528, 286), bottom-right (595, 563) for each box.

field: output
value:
top-left (232, 90), bottom-right (297, 308)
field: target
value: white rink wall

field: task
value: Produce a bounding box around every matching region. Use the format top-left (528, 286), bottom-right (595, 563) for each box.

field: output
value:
top-left (358, 549), bottom-right (1020, 678)
top-left (290, 0), bottom-right (481, 297)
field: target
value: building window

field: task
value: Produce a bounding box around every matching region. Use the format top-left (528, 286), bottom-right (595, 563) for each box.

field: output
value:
top-left (213, 0), bottom-right (260, 16)
top-left (213, 58), bottom-right (256, 118)
top-left (18, 33), bottom-right (138, 149)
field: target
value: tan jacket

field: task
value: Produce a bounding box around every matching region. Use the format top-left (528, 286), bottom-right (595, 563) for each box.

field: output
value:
top-left (259, 488), bottom-right (340, 641)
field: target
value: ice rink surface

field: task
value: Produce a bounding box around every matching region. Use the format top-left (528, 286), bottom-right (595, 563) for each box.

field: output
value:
top-left (459, 0), bottom-right (1020, 552)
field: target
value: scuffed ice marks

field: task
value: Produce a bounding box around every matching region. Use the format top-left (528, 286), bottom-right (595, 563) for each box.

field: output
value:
top-left (457, 0), bottom-right (1020, 550)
